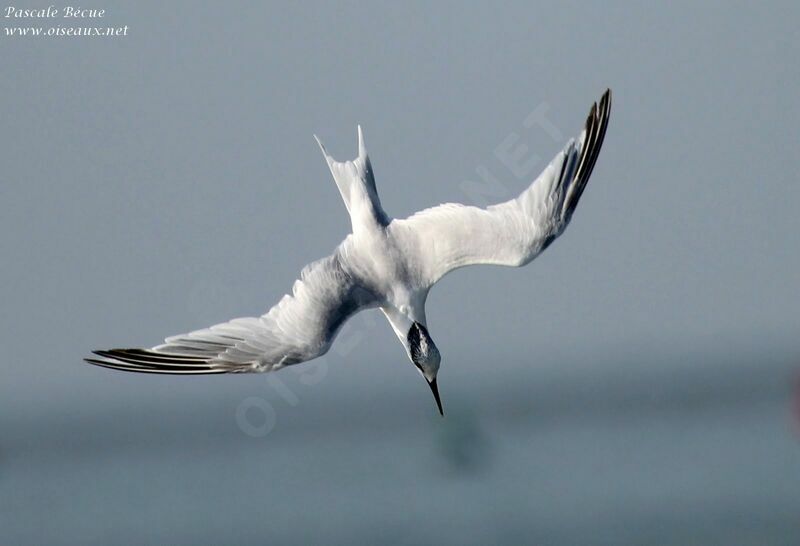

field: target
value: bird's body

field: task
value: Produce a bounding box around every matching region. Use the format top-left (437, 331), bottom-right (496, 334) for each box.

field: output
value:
top-left (87, 90), bottom-right (612, 414)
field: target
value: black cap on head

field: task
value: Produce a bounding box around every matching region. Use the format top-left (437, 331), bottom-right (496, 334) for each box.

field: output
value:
top-left (407, 322), bottom-right (443, 416)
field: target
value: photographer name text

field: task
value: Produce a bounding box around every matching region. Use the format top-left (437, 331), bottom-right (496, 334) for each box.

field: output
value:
top-left (5, 6), bottom-right (104, 18)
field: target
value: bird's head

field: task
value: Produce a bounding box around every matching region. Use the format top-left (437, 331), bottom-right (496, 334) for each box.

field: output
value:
top-left (406, 321), bottom-right (443, 416)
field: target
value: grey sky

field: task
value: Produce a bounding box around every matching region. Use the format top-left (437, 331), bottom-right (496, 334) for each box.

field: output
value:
top-left (2, 0), bottom-right (798, 409)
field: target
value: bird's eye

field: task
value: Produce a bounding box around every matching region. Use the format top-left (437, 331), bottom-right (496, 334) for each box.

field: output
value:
top-left (400, 305), bottom-right (409, 315)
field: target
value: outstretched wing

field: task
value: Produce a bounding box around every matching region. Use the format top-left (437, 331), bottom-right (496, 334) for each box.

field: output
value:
top-left (85, 251), bottom-right (376, 374)
top-left (393, 89), bottom-right (611, 287)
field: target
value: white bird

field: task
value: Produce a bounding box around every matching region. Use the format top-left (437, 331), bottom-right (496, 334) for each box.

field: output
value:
top-left (87, 89), bottom-right (612, 415)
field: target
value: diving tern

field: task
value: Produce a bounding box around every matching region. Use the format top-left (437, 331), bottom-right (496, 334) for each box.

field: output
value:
top-left (87, 89), bottom-right (612, 415)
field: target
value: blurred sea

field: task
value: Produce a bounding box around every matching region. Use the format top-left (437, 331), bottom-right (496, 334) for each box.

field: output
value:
top-left (2, 351), bottom-right (799, 545)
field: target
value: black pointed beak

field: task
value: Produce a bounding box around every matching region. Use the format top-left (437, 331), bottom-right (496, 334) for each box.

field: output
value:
top-left (427, 377), bottom-right (444, 416)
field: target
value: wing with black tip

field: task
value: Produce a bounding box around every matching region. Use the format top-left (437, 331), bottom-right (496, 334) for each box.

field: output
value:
top-left (85, 252), bottom-right (376, 374)
top-left (393, 89), bottom-right (611, 287)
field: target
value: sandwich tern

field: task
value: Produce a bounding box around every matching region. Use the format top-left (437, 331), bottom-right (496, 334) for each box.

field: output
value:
top-left (86, 89), bottom-right (612, 415)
